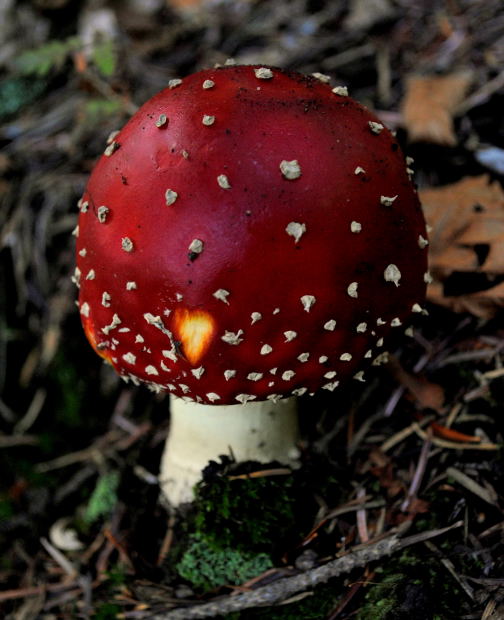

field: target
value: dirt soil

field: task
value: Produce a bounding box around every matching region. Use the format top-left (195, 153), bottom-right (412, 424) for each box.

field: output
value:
top-left (1, 1), bottom-right (504, 619)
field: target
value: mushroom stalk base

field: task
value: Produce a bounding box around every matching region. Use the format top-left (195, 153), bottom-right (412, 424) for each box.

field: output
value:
top-left (160, 396), bottom-right (300, 506)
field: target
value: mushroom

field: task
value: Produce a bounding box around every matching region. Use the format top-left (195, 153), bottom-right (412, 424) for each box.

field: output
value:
top-left (75, 65), bottom-right (428, 505)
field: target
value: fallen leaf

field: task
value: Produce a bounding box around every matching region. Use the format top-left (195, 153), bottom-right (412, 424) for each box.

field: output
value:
top-left (421, 175), bottom-right (504, 318)
top-left (430, 423), bottom-right (481, 444)
top-left (387, 356), bottom-right (445, 411)
top-left (401, 72), bottom-right (472, 145)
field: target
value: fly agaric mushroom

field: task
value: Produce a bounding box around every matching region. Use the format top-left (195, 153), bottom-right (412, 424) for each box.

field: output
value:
top-left (75, 65), bottom-right (428, 505)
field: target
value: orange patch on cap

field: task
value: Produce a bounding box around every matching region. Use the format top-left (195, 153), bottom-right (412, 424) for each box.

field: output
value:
top-left (82, 318), bottom-right (114, 364)
top-left (173, 308), bottom-right (216, 365)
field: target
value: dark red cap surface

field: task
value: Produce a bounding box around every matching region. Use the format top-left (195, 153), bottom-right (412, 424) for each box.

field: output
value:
top-left (75, 65), bottom-right (428, 405)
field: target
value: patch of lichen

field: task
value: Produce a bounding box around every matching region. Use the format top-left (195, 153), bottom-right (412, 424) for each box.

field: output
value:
top-left (176, 534), bottom-right (273, 592)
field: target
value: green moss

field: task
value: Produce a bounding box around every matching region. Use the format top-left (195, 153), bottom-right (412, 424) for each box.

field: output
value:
top-left (356, 550), bottom-right (467, 620)
top-left (93, 602), bottom-right (122, 619)
top-left (176, 535), bottom-right (273, 592)
top-left (84, 471), bottom-right (120, 524)
top-left (192, 466), bottom-right (298, 553)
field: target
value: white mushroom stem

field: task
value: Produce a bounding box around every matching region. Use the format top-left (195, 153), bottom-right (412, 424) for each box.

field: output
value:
top-left (160, 396), bottom-right (300, 506)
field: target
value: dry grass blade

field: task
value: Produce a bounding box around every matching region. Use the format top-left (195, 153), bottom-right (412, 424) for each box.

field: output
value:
top-left (445, 467), bottom-right (499, 507)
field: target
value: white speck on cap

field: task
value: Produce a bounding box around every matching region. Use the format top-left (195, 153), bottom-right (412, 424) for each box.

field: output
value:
top-left (332, 86), bottom-right (348, 96)
top-left (79, 248), bottom-right (87, 257)
top-left (254, 67), bottom-right (273, 79)
top-left (324, 371), bottom-right (337, 379)
top-left (273, 308), bottom-right (280, 314)
top-left (104, 141), bottom-right (119, 156)
top-left (368, 121), bottom-right (384, 134)
top-left (292, 387), bottom-right (308, 396)
top-left (354, 166), bottom-right (366, 175)
top-left (376, 318), bottom-right (386, 325)
top-left (165, 189), bottom-right (178, 206)
top-left (247, 372), bottom-right (263, 381)
top-left (424, 272), bottom-right (433, 284)
top-left (207, 393), bottom-right (220, 402)
top-left (356, 322), bottom-right (367, 333)
top-left (260, 344), bottom-right (273, 355)
top-left (72, 225), bottom-right (79, 237)
top-left (224, 369), bottom-right (236, 380)
top-left (267, 394), bottom-right (282, 402)
top-left (202, 114), bottom-right (215, 126)
top-left (122, 352), bottom-right (136, 364)
top-left (221, 330), bottom-right (243, 345)
top-left (145, 365), bottom-right (159, 376)
top-left (160, 361), bottom-right (170, 372)
top-left (418, 235), bottom-right (429, 249)
top-left (282, 370), bottom-right (295, 381)
top-left (97, 206), bottom-right (109, 223)
top-left (251, 312), bottom-right (262, 324)
top-left (350, 221), bottom-right (362, 233)
top-left (72, 267), bottom-right (81, 287)
top-left (168, 78), bottom-right (182, 88)
top-left (280, 160), bottom-right (301, 180)
top-left (102, 292), bottom-right (111, 307)
top-left (377, 338), bottom-right (384, 347)
top-left (284, 331), bottom-right (297, 342)
top-left (217, 174), bottom-right (231, 189)
top-left (384, 264), bottom-right (401, 286)
top-left (122, 237), bottom-right (134, 252)
top-left (269, 367), bottom-right (278, 375)
top-left (340, 353), bottom-right (352, 361)
top-left (126, 281), bottom-right (137, 290)
top-left (188, 239), bottom-right (204, 255)
top-left (191, 367), bottom-right (205, 379)
top-left (202, 79), bottom-right (215, 89)
top-left (80, 302), bottom-right (90, 317)
top-left (372, 352), bottom-right (389, 366)
top-left (347, 282), bottom-right (358, 298)
top-left (364, 349), bottom-right (372, 358)
top-left (311, 72), bottom-right (331, 83)
top-left (412, 303), bottom-right (423, 313)
top-left (213, 289), bottom-right (230, 304)
top-left (155, 114), bottom-right (167, 128)
top-left (354, 371), bottom-right (365, 382)
top-left (135, 334), bottom-right (144, 343)
top-left (323, 381), bottom-right (339, 391)
top-left (179, 384), bottom-right (190, 393)
top-left (236, 393), bottom-right (256, 404)
top-left (286, 222), bottom-right (306, 243)
top-left (380, 195), bottom-right (398, 206)
top-left (319, 355), bottom-right (328, 363)
top-left (86, 269), bottom-right (95, 280)
top-left (301, 295), bottom-right (316, 312)
top-left (102, 314), bottom-right (121, 335)
top-left (106, 130), bottom-right (120, 145)
top-left (324, 319), bottom-right (337, 331)
top-left (391, 318), bottom-right (402, 327)
top-left (297, 353), bottom-right (310, 363)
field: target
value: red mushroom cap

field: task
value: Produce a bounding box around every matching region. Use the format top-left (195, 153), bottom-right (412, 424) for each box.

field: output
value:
top-left (75, 65), bottom-right (428, 405)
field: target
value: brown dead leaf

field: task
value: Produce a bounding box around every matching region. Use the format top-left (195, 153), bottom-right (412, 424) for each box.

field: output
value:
top-left (387, 356), bottom-right (445, 411)
top-left (420, 175), bottom-right (504, 318)
top-left (402, 72), bottom-right (472, 145)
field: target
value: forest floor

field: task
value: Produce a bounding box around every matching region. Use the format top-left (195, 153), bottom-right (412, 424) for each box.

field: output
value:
top-left (1, 0), bottom-right (504, 618)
